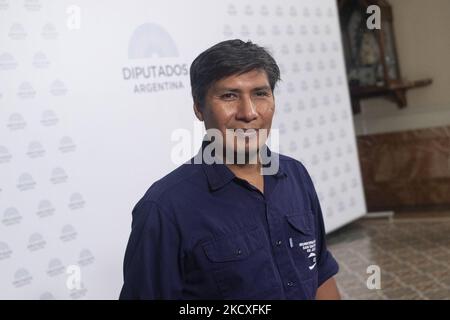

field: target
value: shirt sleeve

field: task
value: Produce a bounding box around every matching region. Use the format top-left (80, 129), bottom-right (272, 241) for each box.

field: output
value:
top-left (300, 163), bottom-right (340, 287)
top-left (119, 200), bottom-right (184, 299)
top-left (314, 200), bottom-right (339, 287)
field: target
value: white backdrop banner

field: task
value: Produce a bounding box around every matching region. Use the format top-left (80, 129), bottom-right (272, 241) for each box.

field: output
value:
top-left (0, 0), bottom-right (366, 299)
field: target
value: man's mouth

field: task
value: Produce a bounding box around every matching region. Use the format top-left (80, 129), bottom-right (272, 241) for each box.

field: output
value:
top-left (231, 128), bottom-right (259, 138)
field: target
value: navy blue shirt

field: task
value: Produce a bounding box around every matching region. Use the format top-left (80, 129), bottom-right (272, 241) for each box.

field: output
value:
top-left (119, 144), bottom-right (339, 300)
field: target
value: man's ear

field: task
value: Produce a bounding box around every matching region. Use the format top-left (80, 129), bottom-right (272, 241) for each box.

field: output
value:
top-left (193, 102), bottom-right (204, 121)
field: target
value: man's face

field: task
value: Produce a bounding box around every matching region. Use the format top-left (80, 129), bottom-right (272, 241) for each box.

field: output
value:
top-left (194, 69), bottom-right (275, 158)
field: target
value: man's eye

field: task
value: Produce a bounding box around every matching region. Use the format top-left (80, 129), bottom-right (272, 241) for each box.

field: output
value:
top-left (255, 91), bottom-right (270, 97)
top-left (221, 93), bottom-right (236, 99)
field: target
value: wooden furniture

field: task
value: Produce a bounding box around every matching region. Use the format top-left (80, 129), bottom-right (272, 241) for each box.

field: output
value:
top-left (338, 0), bottom-right (432, 113)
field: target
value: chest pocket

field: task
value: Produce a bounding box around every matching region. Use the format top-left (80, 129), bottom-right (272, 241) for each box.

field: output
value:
top-left (285, 211), bottom-right (318, 279)
top-left (202, 226), bottom-right (282, 299)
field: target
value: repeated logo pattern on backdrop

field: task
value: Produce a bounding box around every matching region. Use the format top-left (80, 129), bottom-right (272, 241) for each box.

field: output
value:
top-left (0, 0), bottom-right (366, 299)
top-left (0, 0), bottom-right (93, 299)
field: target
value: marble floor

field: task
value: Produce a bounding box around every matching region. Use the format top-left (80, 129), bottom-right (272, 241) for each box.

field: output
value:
top-left (326, 212), bottom-right (450, 300)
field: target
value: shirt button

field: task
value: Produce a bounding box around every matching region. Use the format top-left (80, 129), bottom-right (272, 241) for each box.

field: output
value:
top-left (236, 249), bottom-right (242, 256)
top-left (275, 240), bottom-right (282, 246)
top-left (287, 281), bottom-right (295, 287)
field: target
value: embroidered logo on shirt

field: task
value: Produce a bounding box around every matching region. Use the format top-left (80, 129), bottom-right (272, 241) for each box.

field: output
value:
top-left (289, 238), bottom-right (317, 270)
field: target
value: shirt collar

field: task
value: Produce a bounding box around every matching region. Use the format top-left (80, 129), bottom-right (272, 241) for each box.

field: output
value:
top-left (192, 139), bottom-right (287, 191)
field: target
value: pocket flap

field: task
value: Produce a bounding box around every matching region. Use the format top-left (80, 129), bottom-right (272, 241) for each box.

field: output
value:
top-left (286, 212), bottom-right (313, 235)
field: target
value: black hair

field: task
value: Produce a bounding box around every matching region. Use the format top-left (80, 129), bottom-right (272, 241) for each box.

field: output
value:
top-left (190, 39), bottom-right (281, 108)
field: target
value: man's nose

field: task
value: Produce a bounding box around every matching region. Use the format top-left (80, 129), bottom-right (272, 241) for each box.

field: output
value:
top-left (236, 96), bottom-right (258, 122)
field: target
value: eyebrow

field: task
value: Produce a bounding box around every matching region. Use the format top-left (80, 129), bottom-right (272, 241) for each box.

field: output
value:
top-left (216, 85), bottom-right (272, 93)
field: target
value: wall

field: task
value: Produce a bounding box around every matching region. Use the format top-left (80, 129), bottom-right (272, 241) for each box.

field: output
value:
top-left (353, 0), bottom-right (450, 135)
top-left (357, 125), bottom-right (450, 211)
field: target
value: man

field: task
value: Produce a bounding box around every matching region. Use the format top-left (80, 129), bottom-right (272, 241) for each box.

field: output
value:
top-left (119, 39), bottom-right (340, 300)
